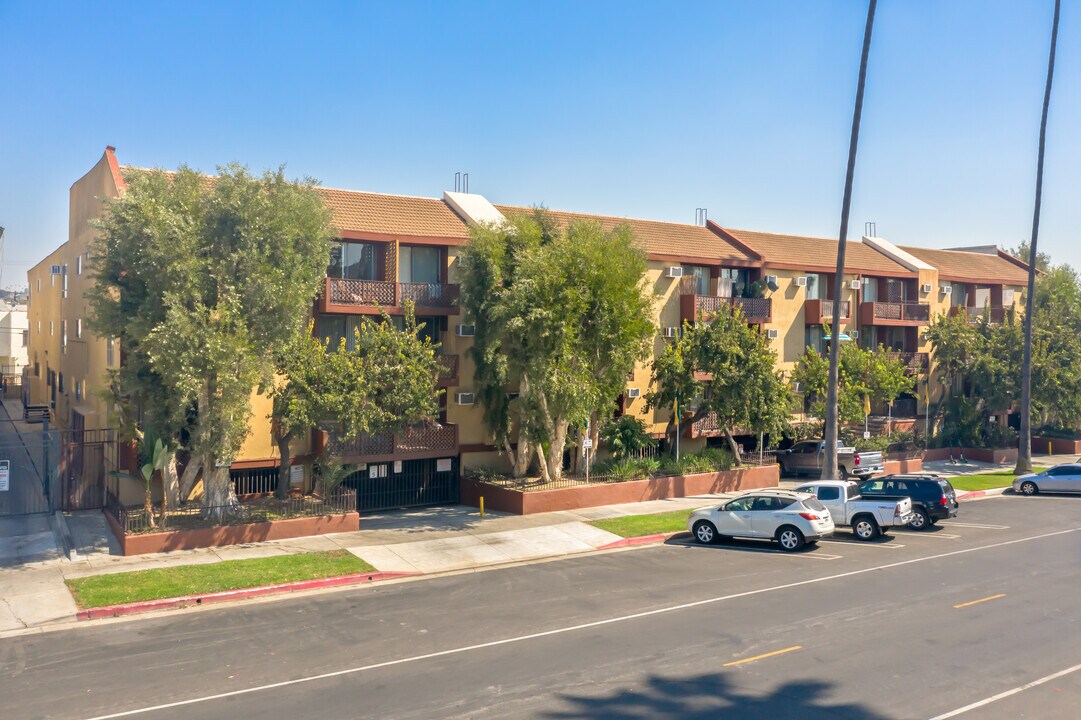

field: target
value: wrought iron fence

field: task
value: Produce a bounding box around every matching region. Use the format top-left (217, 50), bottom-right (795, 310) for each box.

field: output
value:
top-left (105, 487), bottom-right (357, 535)
top-left (231, 466), bottom-right (280, 495)
top-left (400, 282), bottom-right (459, 307)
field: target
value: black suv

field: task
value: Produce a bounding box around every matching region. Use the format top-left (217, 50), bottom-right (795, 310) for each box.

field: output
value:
top-left (857, 474), bottom-right (959, 530)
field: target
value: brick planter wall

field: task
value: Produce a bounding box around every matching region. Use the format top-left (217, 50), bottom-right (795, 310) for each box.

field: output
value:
top-left (882, 458), bottom-right (923, 474)
top-left (460, 464), bottom-right (780, 515)
top-left (105, 511), bottom-right (360, 556)
top-left (1032, 437), bottom-right (1081, 455)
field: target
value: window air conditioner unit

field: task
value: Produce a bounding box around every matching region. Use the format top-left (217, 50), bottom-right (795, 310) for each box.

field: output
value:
top-left (795, 276), bottom-right (808, 287)
top-left (665, 266), bottom-right (684, 278)
top-left (455, 392), bottom-right (475, 405)
top-left (849, 279), bottom-right (863, 290)
top-left (663, 327), bottom-right (679, 339)
top-left (49, 265), bottom-right (63, 275)
top-left (921, 283), bottom-right (933, 294)
top-left (941, 285), bottom-right (953, 296)
top-left (764, 274), bottom-right (779, 286)
top-left (766, 328), bottom-right (780, 339)
top-left (455, 324), bottom-right (476, 337)
top-left (506, 392), bottom-right (520, 401)
top-left (852, 330), bottom-right (860, 339)
top-left (625, 387), bottom-right (641, 399)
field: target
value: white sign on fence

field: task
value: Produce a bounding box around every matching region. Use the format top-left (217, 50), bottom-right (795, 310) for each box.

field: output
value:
top-left (436, 458), bottom-right (452, 473)
top-left (0, 460), bottom-right (8, 492)
top-left (289, 464), bottom-right (304, 486)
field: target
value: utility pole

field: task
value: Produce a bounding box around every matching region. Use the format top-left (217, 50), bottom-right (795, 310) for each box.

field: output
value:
top-left (824, 0), bottom-right (877, 480)
top-left (1016, 0), bottom-right (1061, 475)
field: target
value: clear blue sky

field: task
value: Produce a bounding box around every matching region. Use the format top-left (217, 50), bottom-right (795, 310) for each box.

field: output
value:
top-left (1, 1), bottom-right (1076, 287)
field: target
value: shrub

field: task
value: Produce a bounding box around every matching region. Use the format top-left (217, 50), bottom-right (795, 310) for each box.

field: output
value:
top-left (600, 416), bottom-right (657, 459)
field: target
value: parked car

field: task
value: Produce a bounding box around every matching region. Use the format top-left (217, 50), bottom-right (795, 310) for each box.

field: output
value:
top-left (1013, 464), bottom-right (1081, 495)
top-left (857, 474), bottom-right (959, 530)
top-left (687, 489), bottom-right (835, 552)
top-left (777, 440), bottom-right (885, 480)
top-left (793, 480), bottom-right (914, 540)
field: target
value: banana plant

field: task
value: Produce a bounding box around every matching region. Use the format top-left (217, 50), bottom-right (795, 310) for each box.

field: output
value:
top-left (140, 437), bottom-right (170, 529)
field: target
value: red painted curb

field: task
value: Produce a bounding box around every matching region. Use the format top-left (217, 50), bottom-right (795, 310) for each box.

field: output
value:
top-left (76, 570), bottom-right (421, 621)
top-left (597, 532), bottom-right (680, 550)
top-left (956, 487), bottom-right (1009, 501)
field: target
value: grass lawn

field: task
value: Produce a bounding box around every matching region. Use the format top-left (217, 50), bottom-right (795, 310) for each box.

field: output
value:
top-left (66, 550), bottom-right (375, 609)
top-left (949, 467), bottom-right (1046, 492)
top-left (590, 509), bottom-right (693, 538)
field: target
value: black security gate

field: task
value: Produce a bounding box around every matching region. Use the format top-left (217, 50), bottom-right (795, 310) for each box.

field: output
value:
top-left (344, 456), bottom-right (459, 512)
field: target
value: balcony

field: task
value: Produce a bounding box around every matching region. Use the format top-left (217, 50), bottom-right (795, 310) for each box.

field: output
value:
top-left (885, 351), bottom-right (930, 375)
top-left (679, 279), bottom-right (771, 324)
top-left (436, 354), bottom-right (459, 388)
top-left (805, 299), bottom-right (851, 324)
top-left (859, 301), bottom-right (930, 326)
top-left (319, 278), bottom-right (460, 316)
top-left (688, 412), bottom-right (723, 438)
top-left (949, 306), bottom-right (1007, 325)
top-left (325, 423), bottom-right (459, 462)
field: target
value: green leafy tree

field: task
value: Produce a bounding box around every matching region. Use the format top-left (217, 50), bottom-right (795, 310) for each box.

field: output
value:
top-left (1030, 265), bottom-right (1081, 430)
top-left (600, 416), bottom-right (656, 459)
top-left (647, 305), bottom-right (790, 465)
top-left (88, 165), bottom-right (333, 515)
top-left (791, 341), bottom-right (912, 427)
top-left (459, 210), bottom-right (655, 481)
top-left (270, 313), bottom-right (441, 498)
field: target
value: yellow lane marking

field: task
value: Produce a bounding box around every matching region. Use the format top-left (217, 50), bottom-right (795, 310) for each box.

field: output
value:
top-left (954, 593), bottom-right (1006, 609)
top-left (723, 645), bottom-right (802, 667)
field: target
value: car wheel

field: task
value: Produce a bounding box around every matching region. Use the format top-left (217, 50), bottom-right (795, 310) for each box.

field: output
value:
top-left (839, 467), bottom-right (850, 481)
top-left (775, 525), bottom-right (805, 552)
top-left (1020, 481), bottom-right (1039, 496)
top-left (908, 508), bottom-right (931, 531)
top-left (852, 516), bottom-right (881, 541)
top-left (693, 520), bottom-right (719, 545)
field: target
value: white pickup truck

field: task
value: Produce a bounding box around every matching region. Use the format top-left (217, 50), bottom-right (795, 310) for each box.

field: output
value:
top-left (793, 480), bottom-right (914, 541)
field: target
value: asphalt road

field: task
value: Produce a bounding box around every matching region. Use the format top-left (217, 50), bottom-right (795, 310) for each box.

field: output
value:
top-left (3, 495), bottom-right (1081, 719)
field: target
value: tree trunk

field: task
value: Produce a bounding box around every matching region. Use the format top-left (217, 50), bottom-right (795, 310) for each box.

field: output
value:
top-left (546, 420), bottom-right (569, 481)
top-left (178, 456), bottom-right (203, 501)
top-left (1016, 0), bottom-right (1060, 475)
top-left (535, 443), bottom-right (551, 483)
top-left (202, 453), bottom-right (238, 520)
top-left (143, 480), bottom-right (156, 529)
top-left (275, 431), bottom-right (294, 500)
top-left (163, 453), bottom-right (179, 508)
top-left (587, 411), bottom-right (601, 473)
top-left (824, 0), bottom-right (877, 480)
top-left (724, 429), bottom-right (743, 467)
top-left (512, 437), bottom-right (532, 478)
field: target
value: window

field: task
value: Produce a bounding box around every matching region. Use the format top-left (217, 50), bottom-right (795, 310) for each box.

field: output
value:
top-left (58, 372), bottom-right (64, 394)
top-left (37, 278), bottom-right (41, 292)
top-left (1003, 288), bottom-right (1016, 305)
top-left (62, 272), bottom-right (68, 299)
top-left (816, 486), bottom-right (841, 501)
top-left (75, 380), bottom-right (82, 402)
top-left (684, 266), bottom-right (711, 296)
top-left (49, 321), bottom-right (53, 336)
top-left (720, 268), bottom-right (750, 298)
top-left (725, 497), bottom-right (756, 512)
top-left (951, 282), bottom-right (968, 307)
top-left (862, 278), bottom-right (878, 303)
top-left (106, 337), bottom-right (115, 367)
top-left (804, 273), bottom-right (821, 300)
top-left (399, 245), bottom-right (442, 284)
top-left (75, 318), bottom-right (82, 339)
top-left (314, 314), bottom-right (372, 352)
top-left (37, 320), bottom-right (41, 334)
top-left (61, 320), bottom-right (67, 351)
top-left (21, 330), bottom-right (27, 347)
top-left (328, 241), bottom-right (380, 280)
top-left (76, 255), bottom-right (83, 276)
top-left (806, 325), bottom-right (825, 355)
top-left (34, 362), bottom-right (40, 378)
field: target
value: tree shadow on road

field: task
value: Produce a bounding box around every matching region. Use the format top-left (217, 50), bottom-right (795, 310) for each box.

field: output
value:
top-left (542, 672), bottom-right (887, 720)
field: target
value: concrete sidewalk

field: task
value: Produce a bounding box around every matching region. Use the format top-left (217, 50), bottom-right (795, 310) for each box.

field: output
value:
top-left (0, 491), bottom-right (742, 631)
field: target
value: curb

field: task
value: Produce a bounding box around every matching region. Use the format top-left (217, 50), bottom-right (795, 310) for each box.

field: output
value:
top-left (75, 570), bottom-right (421, 621)
top-left (956, 487), bottom-right (1010, 501)
top-left (597, 531), bottom-right (681, 550)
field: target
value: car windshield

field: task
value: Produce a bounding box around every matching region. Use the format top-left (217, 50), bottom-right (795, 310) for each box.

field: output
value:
top-left (802, 497), bottom-right (827, 512)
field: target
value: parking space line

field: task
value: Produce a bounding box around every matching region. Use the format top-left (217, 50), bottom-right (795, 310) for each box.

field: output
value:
top-left (670, 540), bottom-right (842, 560)
top-left (937, 522), bottom-right (1010, 530)
top-left (896, 531), bottom-right (962, 540)
top-left (928, 661), bottom-right (1081, 719)
top-left (723, 645), bottom-right (802, 667)
top-left (954, 593), bottom-right (1006, 609)
top-left (819, 538), bottom-right (905, 549)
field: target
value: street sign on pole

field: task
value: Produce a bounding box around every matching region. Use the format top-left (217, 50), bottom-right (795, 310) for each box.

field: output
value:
top-left (0, 460), bottom-right (9, 492)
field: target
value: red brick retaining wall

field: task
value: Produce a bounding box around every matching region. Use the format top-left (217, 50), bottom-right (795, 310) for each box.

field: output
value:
top-left (1032, 437), bottom-right (1081, 455)
top-left (882, 458), bottom-right (923, 474)
top-left (923, 447), bottom-right (1017, 464)
top-left (106, 511), bottom-right (360, 556)
top-left (460, 465), bottom-right (780, 515)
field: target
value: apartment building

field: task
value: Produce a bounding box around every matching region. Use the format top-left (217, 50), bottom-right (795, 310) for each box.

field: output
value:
top-left (27, 147), bottom-right (1030, 510)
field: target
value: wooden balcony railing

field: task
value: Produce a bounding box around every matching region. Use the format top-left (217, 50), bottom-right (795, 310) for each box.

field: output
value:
top-left (805, 298), bottom-right (851, 324)
top-left (885, 351), bottom-right (930, 374)
top-left (323, 278), bottom-right (460, 314)
top-left (949, 306), bottom-right (1007, 325)
top-left (326, 423), bottom-right (459, 462)
top-left (679, 291), bottom-right (772, 325)
top-left (436, 354), bottom-right (459, 387)
top-left (859, 301), bottom-right (930, 325)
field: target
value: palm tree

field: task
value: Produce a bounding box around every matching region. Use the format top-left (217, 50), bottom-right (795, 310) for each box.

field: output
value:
top-left (824, 0), bottom-right (878, 479)
top-left (1016, 0), bottom-right (1061, 475)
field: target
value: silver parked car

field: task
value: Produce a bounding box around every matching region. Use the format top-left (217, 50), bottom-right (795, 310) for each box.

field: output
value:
top-left (1013, 464), bottom-right (1081, 495)
top-left (687, 490), bottom-right (835, 552)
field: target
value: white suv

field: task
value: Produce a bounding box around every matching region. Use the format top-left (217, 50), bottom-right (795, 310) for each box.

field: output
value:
top-left (687, 490), bottom-right (835, 552)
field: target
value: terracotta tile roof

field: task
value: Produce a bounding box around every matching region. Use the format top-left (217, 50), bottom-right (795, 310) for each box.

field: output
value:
top-left (494, 205), bottom-right (756, 263)
top-left (901, 246), bottom-right (1030, 284)
top-left (721, 228), bottom-right (913, 275)
top-left (120, 166), bottom-right (470, 239)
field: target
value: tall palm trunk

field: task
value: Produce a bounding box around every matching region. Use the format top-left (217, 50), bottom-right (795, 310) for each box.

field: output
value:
top-left (1016, 0), bottom-right (1061, 474)
top-left (824, 0), bottom-right (877, 479)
